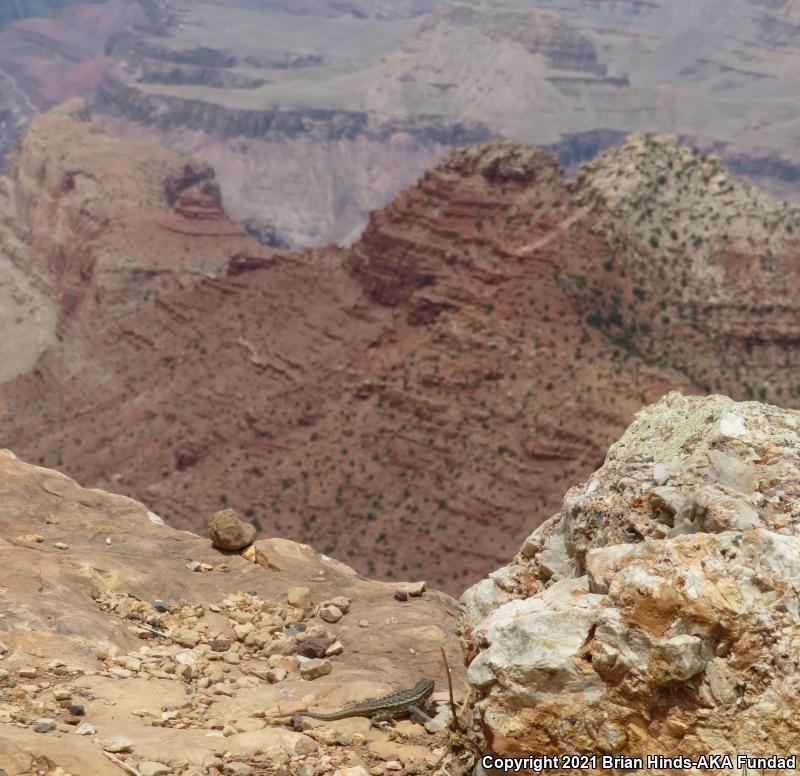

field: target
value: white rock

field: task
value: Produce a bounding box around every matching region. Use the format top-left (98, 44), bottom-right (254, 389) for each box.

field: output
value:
top-left (102, 736), bottom-right (134, 753)
top-left (463, 393), bottom-right (800, 757)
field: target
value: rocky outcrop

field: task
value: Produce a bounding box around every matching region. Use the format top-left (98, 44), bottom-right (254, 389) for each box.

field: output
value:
top-left (565, 133), bottom-right (800, 403)
top-left (0, 448), bottom-right (461, 774)
top-left (0, 99), bottom-right (265, 340)
top-left (462, 392), bottom-right (800, 762)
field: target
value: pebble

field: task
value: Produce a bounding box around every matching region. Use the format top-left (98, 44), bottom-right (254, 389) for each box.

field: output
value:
top-left (224, 764), bottom-right (253, 776)
top-left (287, 586), bottom-right (312, 608)
top-left (319, 605), bottom-right (343, 623)
top-left (327, 596), bottom-right (352, 613)
top-left (297, 637), bottom-right (332, 659)
top-left (171, 628), bottom-right (201, 648)
top-left (152, 600), bottom-right (168, 613)
top-left (69, 703), bottom-right (85, 716)
top-left (425, 708), bottom-right (453, 734)
top-left (325, 640), bottom-right (344, 656)
top-left (75, 722), bottom-right (96, 735)
top-left (33, 717), bottom-right (56, 733)
top-left (54, 542), bottom-right (69, 550)
top-left (234, 622), bottom-right (255, 640)
top-left (300, 658), bottom-right (332, 680)
top-left (174, 650), bottom-right (198, 667)
top-left (265, 667), bottom-right (287, 683)
top-left (18, 667), bottom-right (37, 678)
top-left (393, 591), bottom-right (408, 602)
top-left (209, 638), bottom-right (231, 652)
top-left (397, 581), bottom-right (426, 597)
top-left (103, 735), bottom-right (134, 753)
top-left (286, 623), bottom-right (307, 637)
top-left (119, 656), bottom-right (142, 671)
top-left (139, 762), bottom-right (171, 776)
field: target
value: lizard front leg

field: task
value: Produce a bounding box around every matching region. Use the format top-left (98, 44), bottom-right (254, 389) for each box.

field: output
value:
top-left (369, 709), bottom-right (403, 727)
top-left (407, 704), bottom-right (433, 725)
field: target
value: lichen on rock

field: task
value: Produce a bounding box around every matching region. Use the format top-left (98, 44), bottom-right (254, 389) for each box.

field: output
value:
top-left (461, 391), bottom-right (800, 761)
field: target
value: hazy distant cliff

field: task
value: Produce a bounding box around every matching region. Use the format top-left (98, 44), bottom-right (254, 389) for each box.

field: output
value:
top-left (5, 0), bottom-right (800, 246)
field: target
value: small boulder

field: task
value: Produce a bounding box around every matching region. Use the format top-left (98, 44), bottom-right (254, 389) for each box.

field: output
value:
top-left (208, 508), bottom-right (257, 551)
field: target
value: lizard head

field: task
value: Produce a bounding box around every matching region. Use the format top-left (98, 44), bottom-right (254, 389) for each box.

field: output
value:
top-left (415, 677), bottom-right (435, 699)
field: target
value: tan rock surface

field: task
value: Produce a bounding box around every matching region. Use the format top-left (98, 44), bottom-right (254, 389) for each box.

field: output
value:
top-left (0, 449), bottom-right (462, 774)
top-left (462, 392), bottom-right (800, 768)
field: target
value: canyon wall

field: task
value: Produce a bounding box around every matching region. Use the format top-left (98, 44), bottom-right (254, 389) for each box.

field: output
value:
top-left (6, 0), bottom-right (800, 247)
top-left (90, 0), bottom-right (800, 247)
top-left (3, 106), bottom-right (800, 593)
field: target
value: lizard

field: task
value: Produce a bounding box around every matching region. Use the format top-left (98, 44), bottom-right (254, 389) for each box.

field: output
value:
top-left (288, 677), bottom-right (435, 728)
